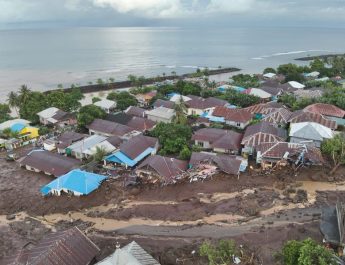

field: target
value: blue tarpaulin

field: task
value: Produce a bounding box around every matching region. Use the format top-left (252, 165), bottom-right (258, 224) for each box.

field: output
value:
top-left (105, 147), bottom-right (155, 167)
top-left (40, 169), bottom-right (107, 196)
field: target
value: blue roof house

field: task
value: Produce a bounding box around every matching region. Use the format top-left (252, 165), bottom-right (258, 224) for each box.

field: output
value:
top-left (105, 135), bottom-right (158, 168)
top-left (40, 169), bottom-right (107, 196)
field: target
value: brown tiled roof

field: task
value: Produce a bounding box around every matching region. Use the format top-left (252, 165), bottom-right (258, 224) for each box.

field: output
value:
top-left (213, 106), bottom-right (253, 123)
top-left (262, 108), bottom-right (292, 124)
top-left (304, 103), bottom-right (345, 118)
top-left (56, 132), bottom-right (86, 149)
top-left (51, 110), bottom-right (75, 122)
top-left (19, 150), bottom-right (81, 177)
top-left (120, 135), bottom-right (158, 160)
top-left (138, 155), bottom-right (188, 183)
top-left (1, 227), bottom-right (99, 265)
top-left (106, 136), bottom-right (123, 148)
top-left (126, 117), bottom-right (156, 131)
top-left (189, 152), bottom-right (242, 175)
top-left (288, 110), bottom-right (337, 129)
top-left (186, 96), bottom-right (227, 110)
top-left (244, 102), bottom-right (284, 115)
top-left (241, 121), bottom-right (287, 148)
top-left (256, 142), bottom-right (324, 164)
top-left (125, 106), bottom-right (146, 117)
top-left (260, 86), bottom-right (283, 96)
top-left (153, 99), bottom-right (175, 109)
top-left (211, 131), bottom-right (243, 151)
top-left (87, 119), bottom-right (133, 136)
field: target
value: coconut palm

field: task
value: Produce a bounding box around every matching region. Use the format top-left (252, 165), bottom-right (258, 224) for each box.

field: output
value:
top-left (19, 85), bottom-right (31, 104)
top-left (173, 96), bottom-right (188, 125)
top-left (8, 91), bottom-right (19, 116)
top-left (93, 146), bottom-right (108, 163)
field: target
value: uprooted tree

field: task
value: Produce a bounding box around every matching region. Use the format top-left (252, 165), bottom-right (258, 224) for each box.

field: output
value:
top-left (321, 133), bottom-right (345, 175)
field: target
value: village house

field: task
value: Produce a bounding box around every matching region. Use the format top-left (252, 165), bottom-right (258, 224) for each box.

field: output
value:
top-left (212, 106), bottom-right (253, 129)
top-left (153, 99), bottom-right (175, 109)
top-left (169, 94), bottom-right (192, 103)
top-left (105, 135), bottom-right (159, 168)
top-left (66, 134), bottom-right (108, 159)
top-left (256, 142), bottom-right (324, 169)
top-left (288, 110), bottom-right (337, 130)
top-left (41, 169), bottom-right (107, 196)
top-left (259, 86), bottom-right (283, 100)
top-left (304, 103), bottom-right (345, 126)
top-left (135, 90), bottom-right (157, 106)
top-left (185, 96), bottom-right (228, 116)
top-left (145, 106), bottom-right (176, 123)
top-left (1, 227), bottom-right (99, 265)
top-left (192, 128), bottom-right (243, 154)
top-left (241, 121), bottom-right (287, 154)
top-left (262, 72), bottom-right (277, 79)
top-left (244, 101), bottom-right (285, 119)
top-left (37, 107), bottom-right (76, 126)
top-left (96, 241), bottom-right (161, 265)
top-left (55, 131), bottom-right (86, 154)
top-left (93, 98), bottom-right (117, 113)
top-left (124, 106), bottom-right (146, 117)
top-left (262, 108), bottom-right (292, 126)
top-left (87, 119), bottom-right (137, 138)
top-left (242, 88), bottom-right (272, 101)
top-left (105, 112), bottom-right (156, 132)
top-left (289, 122), bottom-right (334, 148)
top-left (136, 155), bottom-right (188, 185)
top-left (3, 122), bottom-right (39, 150)
top-left (293, 88), bottom-right (324, 99)
top-left (283, 81), bottom-right (305, 90)
top-left (189, 152), bottom-right (246, 179)
top-left (19, 149), bottom-right (81, 177)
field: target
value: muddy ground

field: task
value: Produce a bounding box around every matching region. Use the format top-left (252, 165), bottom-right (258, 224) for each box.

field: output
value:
top-left (0, 150), bottom-right (345, 265)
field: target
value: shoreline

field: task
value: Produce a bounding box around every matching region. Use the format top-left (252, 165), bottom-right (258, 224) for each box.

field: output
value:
top-left (43, 67), bottom-right (240, 96)
top-left (295, 53), bottom-right (345, 61)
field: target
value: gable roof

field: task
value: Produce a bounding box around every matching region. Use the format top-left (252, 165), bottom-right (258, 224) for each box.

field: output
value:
top-left (288, 110), bottom-right (337, 129)
top-left (105, 113), bottom-right (133, 125)
top-left (145, 107), bottom-right (175, 120)
top-left (212, 106), bottom-right (253, 123)
top-left (185, 96), bottom-right (228, 110)
top-left (37, 107), bottom-right (60, 119)
top-left (256, 142), bottom-right (323, 164)
top-left (287, 81), bottom-right (305, 89)
top-left (19, 150), bottom-right (81, 177)
top-left (152, 99), bottom-right (175, 109)
top-left (125, 106), bottom-right (146, 117)
top-left (1, 227), bottom-right (99, 265)
top-left (262, 108), bottom-right (292, 124)
top-left (56, 131), bottom-right (86, 149)
top-left (94, 99), bottom-right (116, 109)
top-left (243, 88), bottom-right (272, 99)
top-left (67, 134), bottom-right (108, 153)
top-left (120, 135), bottom-right (158, 160)
top-left (87, 119), bottom-right (133, 136)
top-left (242, 121), bottom-right (287, 147)
top-left (244, 102), bottom-right (284, 115)
top-left (189, 152), bottom-right (242, 175)
top-left (138, 155), bottom-right (187, 184)
top-left (289, 122), bottom-right (333, 141)
top-left (96, 241), bottom-right (161, 265)
top-left (126, 117), bottom-right (156, 131)
top-left (304, 103), bottom-right (345, 118)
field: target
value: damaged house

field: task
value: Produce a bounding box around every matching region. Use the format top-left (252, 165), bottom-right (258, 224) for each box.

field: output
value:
top-left (256, 142), bottom-right (324, 170)
top-left (192, 128), bottom-right (243, 154)
top-left (189, 152), bottom-right (247, 180)
top-left (136, 155), bottom-right (188, 185)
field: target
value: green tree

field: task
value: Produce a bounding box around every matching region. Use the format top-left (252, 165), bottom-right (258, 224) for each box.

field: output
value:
top-left (7, 91), bottom-right (20, 116)
top-left (19, 91), bottom-right (48, 123)
top-left (92, 97), bottom-right (101, 103)
top-left (218, 90), bottom-right (260, 107)
top-left (38, 126), bottom-right (50, 136)
top-left (19, 85), bottom-right (31, 105)
top-left (199, 240), bottom-right (238, 265)
top-left (77, 105), bottom-right (106, 128)
top-left (0, 104), bottom-right (11, 123)
top-left (107, 91), bottom-right (137, 110)
top-left (179, 146), bottom-right (191, 160)
top-left (280, 238), bottom-right (336, 265)
top-left (173, 97), bottom-right (187, 125)
top-left (263, 67), bottom-right (277, 74)
top-left (93, 146), bottom-right (108, 162)
top-left (321, 133), bottom-right (345, 174)
top-left (232, 74), bottom-right (259, 88)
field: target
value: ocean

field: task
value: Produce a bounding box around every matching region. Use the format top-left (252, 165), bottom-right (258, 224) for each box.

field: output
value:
top-left (0, 26), bottom-right (345, 98)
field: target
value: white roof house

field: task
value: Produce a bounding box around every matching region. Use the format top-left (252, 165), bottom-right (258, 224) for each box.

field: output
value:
top-left (169, 94), bottom-right (192, 103)
top-left (37, 107), bottom-right (60, 120)
top-left (246, 88), bottom-right (272, 99)
top-left (145, 107), bottom-right (176, 123)
top-left (263, 73), bottom-right (276, 79)
top-left (84, 140), bottom-right (117, 156)
top-left (288, 81), bottom-right (305, 89)
top-left (94, 99), bottom-right (117, 113)
top-left (289, 122), bottom-right (333, 147)
top-left (67, 134), bottom-right (108, 157)
top-left (96, 241), bottom-right (160, 265)
top-left (0, 119), bottom-right (30, 131)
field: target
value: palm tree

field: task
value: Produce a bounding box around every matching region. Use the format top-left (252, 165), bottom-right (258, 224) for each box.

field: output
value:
top-left (93, 146), bottom-right (108, 163)
top-left (171, 71), bottom-right (176, 77)
top-left (19, 85), bottom-right (31, 104)
top-left (8, 91), bottom-right (19, 116)
top-left (173, 96), bottom-right (187, 125)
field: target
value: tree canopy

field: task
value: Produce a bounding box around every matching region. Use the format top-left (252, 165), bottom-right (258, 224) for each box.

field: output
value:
top-left (218, 90), bottom-right (261, 108)
top-left (280, 238), bottom-right (336, 265)
top-left (0, 104), bottom-right (11, 123)
top-left (231, 74), bottom-right (260, 88)
top-left (321, 133), bottom-right (345, 174)
top-left (107, 91), bottom-right (138, 111)
top-left (77, 105), bottom-right (106, 129)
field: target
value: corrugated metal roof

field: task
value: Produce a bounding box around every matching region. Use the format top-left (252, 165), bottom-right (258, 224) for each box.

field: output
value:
top-left (87, 119), bottom-right (133, 136)
top-left (20, 150), bottom-right (81, 177)
top-left (289, 110), bottom-right (337, 129)
top-left (67, 134), bottom-right (107, 153)
top-left (120, 135), bottom-right (158, 160)
top-left (125, 106), bottom-right (146, 117)
top-left (304, 103), bottom-right (345, 118)
top-left (1, 227), bottom-right (99, 265)
top-left (289, 122), bottom-right (333, 140)
top-left (212, 106), bottom-right (253, 123)
top-left (262, 108), bottom-right (292, 124)
top-left (186, 96), bottom-right (227, 110)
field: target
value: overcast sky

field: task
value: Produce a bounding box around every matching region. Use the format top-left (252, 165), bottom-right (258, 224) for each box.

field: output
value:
top-left (1, 0), bottom-right (345, 29)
